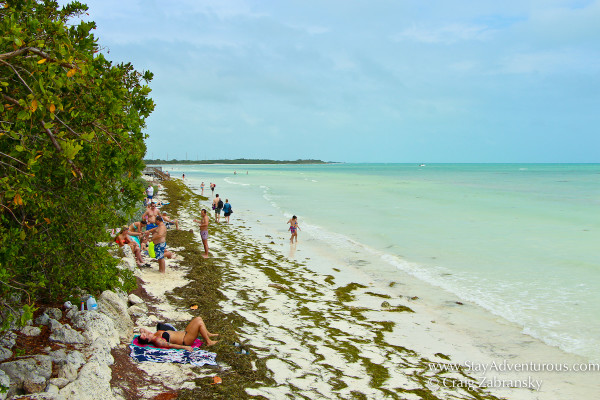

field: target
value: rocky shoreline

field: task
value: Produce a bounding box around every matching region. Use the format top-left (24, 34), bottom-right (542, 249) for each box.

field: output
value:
top-left (0, 240), bottom-right (171, 400)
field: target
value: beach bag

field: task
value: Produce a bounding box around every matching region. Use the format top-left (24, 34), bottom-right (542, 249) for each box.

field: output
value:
top-left (218, 199), bottom-right (224, 209)
top-left (148, 242), bottom-right (156, 258)
top-left (156, 322), bottom-right (176, 331)
top-left (212, 203), bottom-right (215, 210)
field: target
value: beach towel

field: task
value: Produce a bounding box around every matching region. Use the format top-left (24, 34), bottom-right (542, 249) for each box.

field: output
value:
top-left (130, 336), bottom-right (217, 367)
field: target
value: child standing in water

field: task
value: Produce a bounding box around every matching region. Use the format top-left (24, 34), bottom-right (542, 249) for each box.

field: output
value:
top-left (287, 215), bottom-right (300, 243)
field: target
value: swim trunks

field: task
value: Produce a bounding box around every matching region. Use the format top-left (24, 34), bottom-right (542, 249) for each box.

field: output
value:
top-left (215, 207), bottom-right (222, 215)
top-left (200, 230), bottom-right (208, 240)
top-left (147, 194), bottom-right (153, 200)
top-left (154, 242), bottom-right (167, 259)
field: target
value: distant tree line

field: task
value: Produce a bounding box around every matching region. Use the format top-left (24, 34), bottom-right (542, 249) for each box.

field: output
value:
top-left (143, 158), bottom-right (331, 165)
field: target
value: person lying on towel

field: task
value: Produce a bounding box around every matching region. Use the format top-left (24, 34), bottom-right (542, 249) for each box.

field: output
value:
top-left (137, 316), bottom-right (219, 350)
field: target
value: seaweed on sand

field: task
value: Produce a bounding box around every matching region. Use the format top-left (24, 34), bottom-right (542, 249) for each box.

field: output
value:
top-left (157, 180), bottom-right (276, 399)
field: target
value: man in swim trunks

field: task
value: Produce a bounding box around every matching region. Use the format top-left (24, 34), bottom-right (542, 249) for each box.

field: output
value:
top-left (143, 202), bottom-right (162, 231)
top-left (213, 194), bottom-right (223, 223)
top-left (143, 216), bottom-right (173, 273)
top-left (193, 209), bottom-right (210, 258)
top-left (146, 185), bottom-right (154, 204)
top-left (287, 215), bottom-right (300, 243)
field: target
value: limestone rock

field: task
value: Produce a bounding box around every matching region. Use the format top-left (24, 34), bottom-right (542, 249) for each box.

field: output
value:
top-left (35, 313), bottom-right (51, 326)
top-left (49, 324), bottom-right (86, 345)
top-left (47, 308), bottom-right (63, 321)
top-left (57, 364), bottom-right (79, 382)
top-left (128, 293), bottom-right (144, 305)
top-left (87, 337), bottom-right (114, 366)
top-left (128, 304), bottom-right (147, 318)
top-left (45, 383), bottom-right (60, 394)
top-left (0, 331), bottom-right (16, 349)
top-left (97, 290), bottom-right (132, 341)
top-left (0, 370), bottom-right (9, 400)
top-left (48, 377), bottom-right (70, 389)
top-left (60, 362), bottom-right (113, 400)
top-left (0, 355), bottom-right (52, 396)
top-left (49, 348), bottom-right (68, 364)
top-left (21, 326), bottom-right (42, 336)
top-left (24, 374), bottom-right (47, 394)
top-left (71, 310), bottom-right (118, 347)
top-left (0, 347), bottom-right (12, 362)
top-left (56, 350), bottom-right (86, 382)
top-left (65, 351), bottom-right (85, 368)
top-left (49, 318), bottom-right (63, 332)
top-left (134, 315), bottom-right (154, 327)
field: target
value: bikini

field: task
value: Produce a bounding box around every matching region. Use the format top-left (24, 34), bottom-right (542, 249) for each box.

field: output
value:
top-left (161, 331), bottom-right (188, 345)
top-left (115, 236), bottom-right (131, 246)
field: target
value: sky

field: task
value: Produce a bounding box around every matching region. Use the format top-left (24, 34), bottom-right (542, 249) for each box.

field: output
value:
top-left (65, 0), bottom-right (600, 163)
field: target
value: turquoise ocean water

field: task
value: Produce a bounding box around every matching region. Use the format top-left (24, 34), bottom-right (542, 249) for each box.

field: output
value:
top-left (163, 163), bottom-right (600, 361)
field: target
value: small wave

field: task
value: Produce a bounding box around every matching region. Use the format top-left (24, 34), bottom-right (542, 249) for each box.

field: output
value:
top-left (224, 177), bottom-right (250, 186)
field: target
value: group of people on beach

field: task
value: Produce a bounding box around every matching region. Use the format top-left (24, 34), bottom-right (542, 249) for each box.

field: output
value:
top-left (192, 182), bottom-right (234, 259)
top-left (124, 175), bottom-right (300, 350)
top-left (114, 184), bottom-right (181, 273)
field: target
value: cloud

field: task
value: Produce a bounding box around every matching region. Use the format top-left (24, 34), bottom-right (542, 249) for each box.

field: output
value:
top-left (392, 23), bottom-right (492, 44)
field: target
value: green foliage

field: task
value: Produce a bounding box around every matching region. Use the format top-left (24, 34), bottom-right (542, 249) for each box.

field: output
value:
top-left (0, 0), bottom-right (154, 328)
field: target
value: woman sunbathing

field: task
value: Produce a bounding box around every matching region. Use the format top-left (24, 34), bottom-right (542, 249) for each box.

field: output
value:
top-left (137, 316), bottom-right (219, 350)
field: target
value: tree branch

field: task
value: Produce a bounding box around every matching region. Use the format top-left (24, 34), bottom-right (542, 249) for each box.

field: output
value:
top-left (0, 151), bottom-right (27, 166)
top-left (41, 120), bottom-right (84, 180)
top-left (54, 115), bottom-right (81, 138)
top-left (0, 47), bottom-right (77, 69)
top-left (92, 122), bottom-right (123, 150)
top-left (0, 59), bottom-right (34, 94)
top-left (0, 204), bottom-right (24, 225)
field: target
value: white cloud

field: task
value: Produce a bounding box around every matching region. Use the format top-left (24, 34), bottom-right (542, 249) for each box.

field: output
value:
top-left (392, 23), bottom-right (492, 44)
top-left (495, 49), bottom-right (597, 75)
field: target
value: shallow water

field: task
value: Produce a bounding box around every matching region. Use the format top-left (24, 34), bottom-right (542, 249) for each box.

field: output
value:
top-left (164, 163), bottom-right (600, 362)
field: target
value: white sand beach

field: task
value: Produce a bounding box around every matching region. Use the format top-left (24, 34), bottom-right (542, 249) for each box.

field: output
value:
top-left (126, 178), bottom-right (600, 399)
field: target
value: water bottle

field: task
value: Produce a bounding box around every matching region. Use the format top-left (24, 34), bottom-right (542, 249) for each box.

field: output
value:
top-left (86, 296), bottom-right (98, 311)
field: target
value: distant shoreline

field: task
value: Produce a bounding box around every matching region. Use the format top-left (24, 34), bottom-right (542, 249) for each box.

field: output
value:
top-left (143, 158), bottom-right (335, 165)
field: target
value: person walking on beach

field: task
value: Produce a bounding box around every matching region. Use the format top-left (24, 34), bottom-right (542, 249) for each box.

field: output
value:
top-left (143, 216), bottom-right (173, 273)
top-left (200, 182), bottom-right (205, 196)
top-left (213, 194), bottom-right (223, 223)
top-left (193, 209), bottom-right (210, 258)
top-left (222, 199), bottom-right (233, 223)
top-left (210, 183), bottom-right (215, 196)
top-left (146, 185), bottom-right (154, 204)
top-left (287, 215), bottom-right (300, 243)
top-left (182, 173), bottom-right (185, 180)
